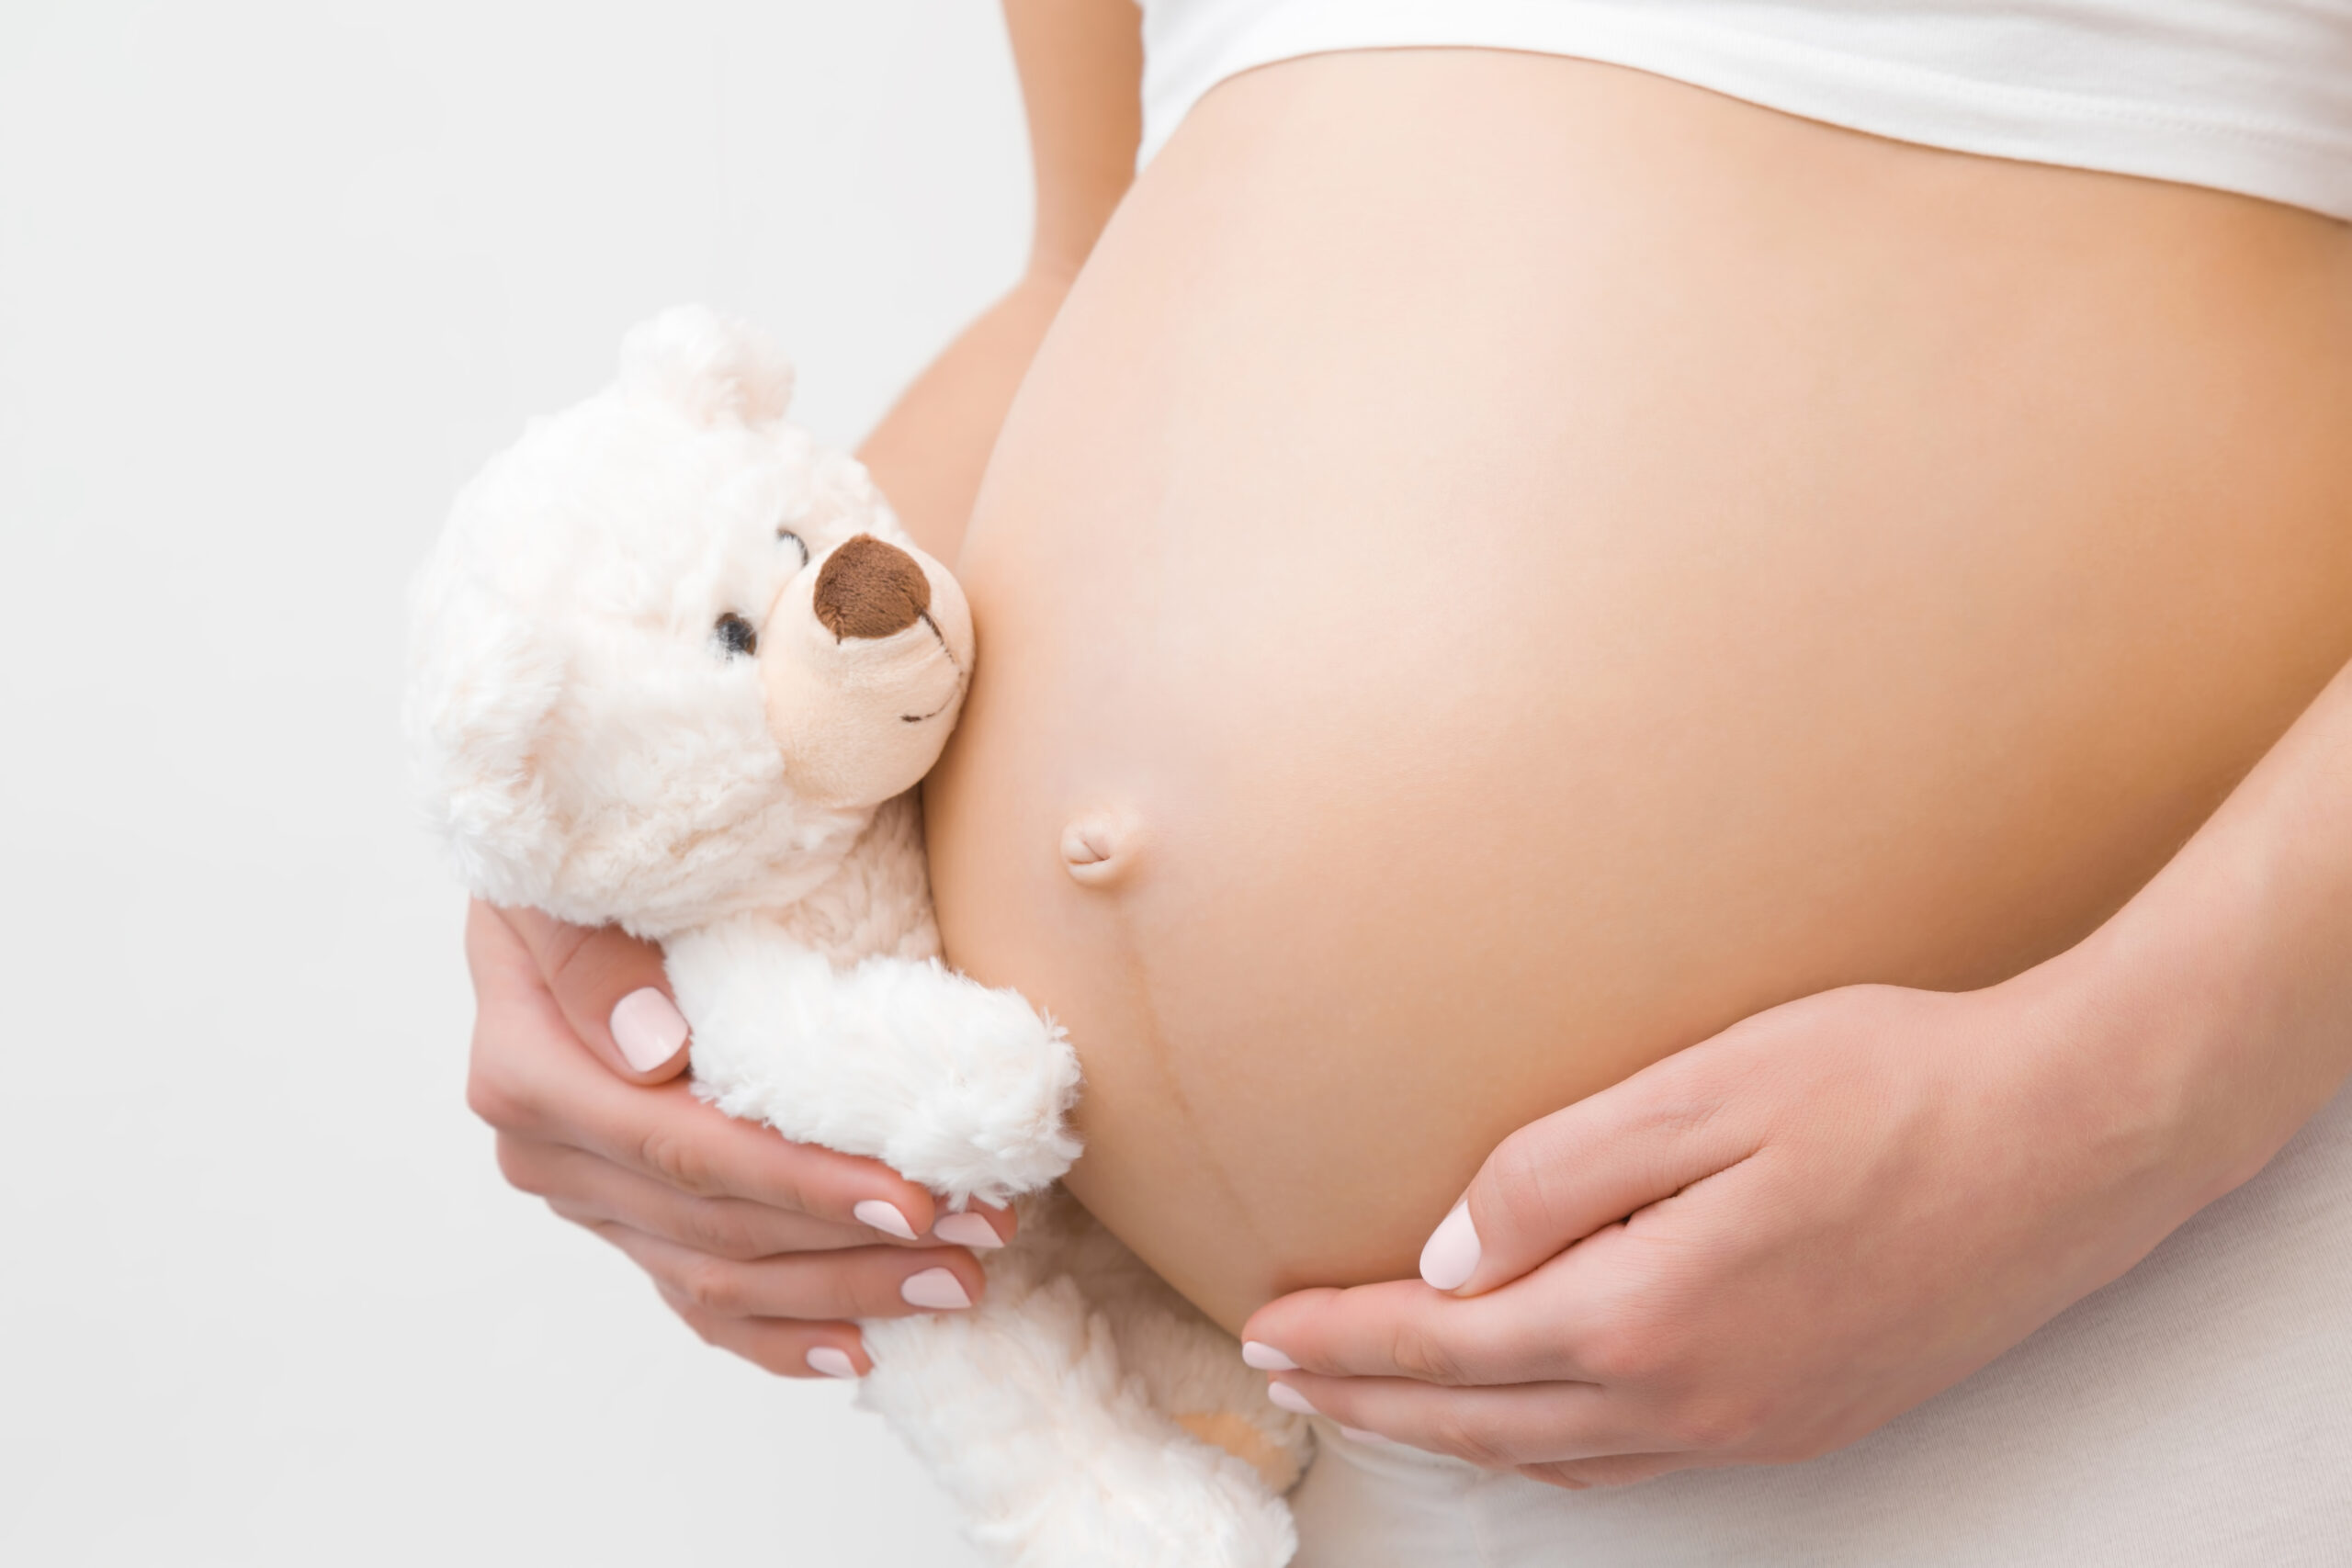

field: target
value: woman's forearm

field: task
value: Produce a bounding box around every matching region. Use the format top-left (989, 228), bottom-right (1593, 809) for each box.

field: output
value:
top-left (2068, 651), bottom-right (2352, 1199)
top-left (855, 270), bottom-right (1077, 564)
top-left (858, 0), bottom-right (1142, 564)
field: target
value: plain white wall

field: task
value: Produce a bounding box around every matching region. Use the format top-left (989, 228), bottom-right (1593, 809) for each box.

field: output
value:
top-left (0, 4), bottom-right (1030, 1562)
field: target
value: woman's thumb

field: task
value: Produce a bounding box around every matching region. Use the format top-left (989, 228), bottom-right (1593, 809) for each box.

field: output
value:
top-left (492, 903), bottom-right (691, 1083)
top-left (1419, 1052), bottom-right (1759, 1296)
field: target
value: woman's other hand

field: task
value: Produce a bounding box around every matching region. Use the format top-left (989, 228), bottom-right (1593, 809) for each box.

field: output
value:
top-left (463, 899), bottom-right (1012, 1379)
top-left (1246, 653), bottom-right (2352, 1487)
top-left (1239, 965), bottom-right (2228, 1485)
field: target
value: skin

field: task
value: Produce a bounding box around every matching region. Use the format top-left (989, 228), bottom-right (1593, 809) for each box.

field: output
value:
top-left (1243, 649), bottom-right (2352, 1484)
top-left (461, 0), bottom-right (2352, 1485)
top-left (933, 45), bottom-right (2352, 1329)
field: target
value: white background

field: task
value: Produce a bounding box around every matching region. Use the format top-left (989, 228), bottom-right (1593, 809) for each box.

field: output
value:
top-left (0, 4), bottom-right (1028, 1562)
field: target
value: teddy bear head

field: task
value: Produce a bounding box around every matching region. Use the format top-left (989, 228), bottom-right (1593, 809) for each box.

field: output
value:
top-left (405, 306), bottom-right (974, 940)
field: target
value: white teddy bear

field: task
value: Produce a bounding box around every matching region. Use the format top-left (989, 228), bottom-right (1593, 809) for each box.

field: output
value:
top-left (406, 306), bottom-right (1312, 1566)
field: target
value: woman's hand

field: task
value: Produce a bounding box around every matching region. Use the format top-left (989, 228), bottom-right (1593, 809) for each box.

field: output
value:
top-left (1245, 655), bottom-right (2352, 1488)
top-left (463, 899), bottom-right (1012, 1379)
top-left (455, 0), bottom-right (1146, 1379)
top-left (1240, 964), bottom-right (2228, 1487)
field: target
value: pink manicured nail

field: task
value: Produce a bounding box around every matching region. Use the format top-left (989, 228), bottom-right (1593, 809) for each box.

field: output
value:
top-left (901, 1268), bottom-right (973, 1310)
top-left (854, 1201), bottom-right (919, 1241)
top-left (806, 1347), bottom-right (859, 1380)
top-left (1266, 1382), bottom-right (1319, 1417)
top-left (932, 1213), bottom-right (1004, 1249)
top-left (609, 987), bottom-right (688, 1072)
top-left (1241, 1341), bottom-right (1298, 1371)
top-left (1340, 1426), bottom-right (1393, 1445)
top-left (1419, 1199), bottom-right (1481, 1292)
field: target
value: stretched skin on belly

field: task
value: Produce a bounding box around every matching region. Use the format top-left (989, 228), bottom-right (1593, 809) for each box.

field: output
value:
top-left (922, 50), bottom-right (2352, 1333)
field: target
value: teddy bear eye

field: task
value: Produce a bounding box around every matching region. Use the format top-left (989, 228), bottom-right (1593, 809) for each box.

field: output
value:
top-left (714, 613), bottom-right (758, 658)
top-left (777, 528), bottom-right (810, 568)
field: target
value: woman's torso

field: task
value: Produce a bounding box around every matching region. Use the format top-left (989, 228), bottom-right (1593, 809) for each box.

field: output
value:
top-left (924, 48), bottom-right (2352, 1333)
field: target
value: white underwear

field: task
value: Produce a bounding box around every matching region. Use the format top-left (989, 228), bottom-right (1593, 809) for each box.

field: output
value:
top-left (1135, 0), bottom-right (2352, 222)
top-left (1289, 1082), bottom-right (2352, 1566)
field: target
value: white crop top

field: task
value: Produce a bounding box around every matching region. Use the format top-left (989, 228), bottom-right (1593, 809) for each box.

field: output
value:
top-left (1136, 0), bottom-right (2352, 222)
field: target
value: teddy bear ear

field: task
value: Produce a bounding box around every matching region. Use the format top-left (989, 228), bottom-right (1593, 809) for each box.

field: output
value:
top-left (404, 562), bottom-right (568, 908)
top-left (617, 304), bottom-right (796, 429)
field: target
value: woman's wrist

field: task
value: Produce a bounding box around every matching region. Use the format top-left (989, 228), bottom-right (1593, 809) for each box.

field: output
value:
top-left (2018, 913), bottom-right (2261, 1228)
top-left (2031, 659), bottom-right (2352, 1217)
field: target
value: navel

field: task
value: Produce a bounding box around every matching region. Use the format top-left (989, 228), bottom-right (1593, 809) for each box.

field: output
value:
top-left (1059, 809), bottom-right (1141, 886)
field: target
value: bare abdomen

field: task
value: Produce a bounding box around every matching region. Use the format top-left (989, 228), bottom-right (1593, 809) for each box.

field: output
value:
top-left (923, 50), bottom-right (2352, 1331)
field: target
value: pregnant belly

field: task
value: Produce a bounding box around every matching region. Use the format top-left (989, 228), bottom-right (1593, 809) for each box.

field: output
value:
top-left (922, 51), bottom-right (2352, 1333)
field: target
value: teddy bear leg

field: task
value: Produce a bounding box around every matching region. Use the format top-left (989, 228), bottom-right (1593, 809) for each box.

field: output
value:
top-left (856, 1269), bottom-right (1297, 1568)
top-left (1042, 1203), bottom-right (1317, 1495)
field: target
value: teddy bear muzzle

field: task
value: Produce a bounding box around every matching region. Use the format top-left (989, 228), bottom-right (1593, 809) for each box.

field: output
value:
top-left (758, 533), bottom-right (974, 808)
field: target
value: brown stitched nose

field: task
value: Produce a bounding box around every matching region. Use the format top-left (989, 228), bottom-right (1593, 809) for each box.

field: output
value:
top-left (812, 535), bottom-right (932, 640)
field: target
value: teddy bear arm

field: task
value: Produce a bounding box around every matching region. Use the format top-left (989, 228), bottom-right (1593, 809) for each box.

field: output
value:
top-left (664, 920), bottom-right (1083, 1207)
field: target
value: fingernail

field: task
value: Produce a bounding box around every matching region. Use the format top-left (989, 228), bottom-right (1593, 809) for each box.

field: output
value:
top-left (1241, 1340), bottom-right (1298, 1371)
top-left (900, 1268), bottom-right (973, 1310)
top-left (1340, 1426), bottom-right (1393, 1445)
top-left (854, 1200), bottom-right (919, 1241)
top-left (932, 1213), bottom-right (1004, 1249)
top-left (1419, 1199), bottom-right (1481, 1292)
top-left (1266, 1381), bottom-right (1318, 1417)
top-left (610, 988), bottom-right (689, 1072)
top-left (806, 1347), bottom-right (860, 1380)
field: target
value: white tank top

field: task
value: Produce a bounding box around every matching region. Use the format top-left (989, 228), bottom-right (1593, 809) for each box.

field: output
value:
top-left (1136, 0), bottom-right (2352, 221)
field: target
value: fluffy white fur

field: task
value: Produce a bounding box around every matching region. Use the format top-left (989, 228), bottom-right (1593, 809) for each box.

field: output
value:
top-left (406, 306), bottom-right (1311, 1565)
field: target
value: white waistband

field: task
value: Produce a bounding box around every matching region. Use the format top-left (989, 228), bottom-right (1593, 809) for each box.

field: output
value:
top-left (1138, 0), bottom-right (2352, 221)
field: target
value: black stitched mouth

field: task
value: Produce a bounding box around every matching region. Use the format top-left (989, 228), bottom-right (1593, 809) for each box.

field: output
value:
top-left (899, 611), bottom-right (966, 723)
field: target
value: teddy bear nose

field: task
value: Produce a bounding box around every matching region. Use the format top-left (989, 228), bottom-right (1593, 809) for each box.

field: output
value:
top-left (812, 535), bottom-right (933, 640)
